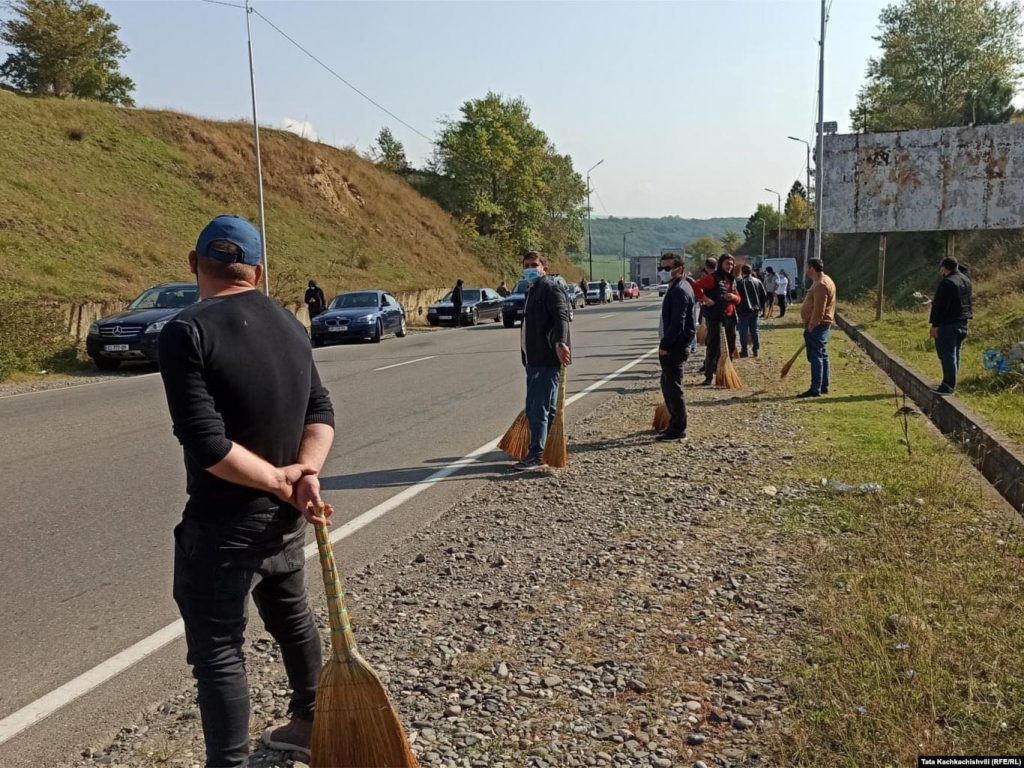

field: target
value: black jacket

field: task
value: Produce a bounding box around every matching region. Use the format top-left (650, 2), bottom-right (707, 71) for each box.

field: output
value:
top-left (735, 276), bottom-right (767, 315)
top-left (660, 278), bottom-right (696, 351)
top-left (522, 276), bottom-right (571, 367)
top-left (929, 270), bottom-right (972, 327)
top-left (451, 284), bottom-right (464, 306)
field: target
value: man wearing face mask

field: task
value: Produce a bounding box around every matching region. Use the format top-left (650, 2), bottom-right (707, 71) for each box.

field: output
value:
top-left (514, 250), bottom-right (572, 472)
top-left (657, 253), bottom-right (696, 441)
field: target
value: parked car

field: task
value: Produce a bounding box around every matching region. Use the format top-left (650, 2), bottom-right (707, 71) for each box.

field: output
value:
top-left (502, 276), bottom-right (575, 328)
top-left (623, 281), bottom-right (640, 299)
top-left (563, 283), bottom-right (584, 309)
top-left (86, 282), bottom-right (199, 370)
top-left (310, 290), bottom-right (406, 346)
top-left (426, 288), bottom-right (504, 326)
top-left (585, 281), bottom-right (613, 304)
top-left (658, 281), bottom-right (669, 297)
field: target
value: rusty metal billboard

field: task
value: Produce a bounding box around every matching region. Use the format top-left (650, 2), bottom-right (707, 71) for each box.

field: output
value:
top-left (822, 124), bottom-right (1024, 233)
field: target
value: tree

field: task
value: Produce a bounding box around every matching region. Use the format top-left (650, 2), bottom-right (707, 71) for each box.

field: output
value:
top-left (371, 127), bottom-right (409, 173)
top-left (783, 194), bottom-right (814, 229)
top-left (432, 92), bottom-right (585, 259)
top-left (743, 203), bottom-right (782, 248)
top-left (0, 0), bottom-right (135, 106)
top-left (961, 76), bottom-right (1018, 124)
top-left (852, 0), bottom-right (1024, 131)
top-left (688, 236), bottom-right (723, 261)
top-left (784, 180), bottom-right (807, 215)
top-left (720, 231), bottom-right (744, 255)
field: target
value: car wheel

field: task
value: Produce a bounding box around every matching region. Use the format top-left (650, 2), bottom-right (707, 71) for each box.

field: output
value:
top-left (468, 308), bottom-right (478, 326)
top-left (93, 357), bottom-right (120, 371)
top-left (503, 316), bottom-right (516, 329)
top-left (397, 317), bottom-right (407, 337)
top-left (494, 308), bottom-right (502, 323)
top-left (372, 320), bottom-right (383, 343)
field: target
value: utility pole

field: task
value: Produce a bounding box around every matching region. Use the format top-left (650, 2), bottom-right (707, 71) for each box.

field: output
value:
top-left (765, 187), bottom-right (782, 258)
top-left (586, 159), bottom-right (604, 281)
top-left (621, 229), bottom-right (633, 281)
top-left (244, 0), bottom-right (269, 295)
top-left (814, 0), bottom-right (827, 268)
top-left (788, 136), bottom-right (813, 286)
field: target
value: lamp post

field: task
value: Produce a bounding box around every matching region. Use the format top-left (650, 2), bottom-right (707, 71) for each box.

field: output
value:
top-left (788, 136), bottom-right (813, 285)
top-left (814, 0), bottom-right (827, 268)
top-left (244, 0), bottom-right (269, 295)
top-left (586, 159), bottom-right (604, 281)
top-left (765, 187), bottom-right (782, 259)
top-left (621, 229), bottom-right (633, 281)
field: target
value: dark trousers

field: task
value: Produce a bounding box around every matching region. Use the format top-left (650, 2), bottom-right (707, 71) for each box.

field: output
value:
top-left (935, 322), bottom-right (969, 390)
top-left (803, 323), bottom-right (831, 394)
top-left (659, 346), bottom-right (688, 433)
top-left (452, 302), bottom-right (462, 325)
top-left (703, 317), bottom-right (737, 380)
top-left (525, 365), bottom-right (561, 460)
top-left (173, 510), bottom-right (322, 768)
top-left (777, 294), bottom-right (788, 317)
top-left (737, 311), bottom-right (760, 356)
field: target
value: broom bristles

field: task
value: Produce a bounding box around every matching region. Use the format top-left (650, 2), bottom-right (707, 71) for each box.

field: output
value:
top-left (652, 403), bottom-right (670, 432)
top-left (696, 321), bottom-right (708, 346)
top-left (311, 653), bottom-right (419, 767)
top-left (542, 367), bottom-right (568, 468)
top-left (498, 410), bottom-right (531, 460)
top-left (780, 344), bottom-right (806, 379)
top-left (715, 328), bottom-right (744, 389)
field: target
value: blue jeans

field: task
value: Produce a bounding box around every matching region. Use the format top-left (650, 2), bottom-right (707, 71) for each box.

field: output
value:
top-left (803, 324), bottom-right (831, 394)
top-left (935, 322), bottom-right (968, 390)
top-left (525, 365), bottom-right (561, 460)
top-left (737, 312), bottom-right (760, 356)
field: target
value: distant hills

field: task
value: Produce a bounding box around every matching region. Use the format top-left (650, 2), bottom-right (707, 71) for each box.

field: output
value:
top-left (583, 216), bottom-right (747, 258)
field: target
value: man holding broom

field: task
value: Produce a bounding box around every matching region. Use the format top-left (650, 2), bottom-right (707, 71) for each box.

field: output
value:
top-left (693, 254), bottom-right (741, 386)
top-left (158, 215), bottom-right (335, 767)
top-left (797, 256), bottom-right (837, 398)
top-left (513, 250), bottom-right (571, 472)
top-left (657, 252), bottom-right (696, 441)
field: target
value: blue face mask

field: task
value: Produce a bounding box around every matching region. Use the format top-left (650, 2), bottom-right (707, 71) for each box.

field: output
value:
top-left (522, 267), bottom-right (542, 283)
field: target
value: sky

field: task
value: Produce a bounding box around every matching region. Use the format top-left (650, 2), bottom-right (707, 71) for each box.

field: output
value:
top-left (15, 0), bottom-right (1024, 218)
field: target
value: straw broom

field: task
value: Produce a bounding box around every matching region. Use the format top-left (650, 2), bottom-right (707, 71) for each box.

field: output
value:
top-left (652, 403), bottom-right (671, 432)
top-left (542, 366), bottom-right (569, 468)
top-left (696, 319), bottom-right (708, 346)
top-left (310, 505), bottom-right (419, 768)
top-left (780, 344), bottom-right (806, 379)
top-left (498, 410), bottom-right (530, 460)
top-left (714, 327), bottom-right (744, 389)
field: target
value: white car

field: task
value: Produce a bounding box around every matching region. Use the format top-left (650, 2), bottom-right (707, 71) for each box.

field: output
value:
top-left (585, 281), bottom-right (613, 304)
top-left (658, 282), bottom-right (669, 296)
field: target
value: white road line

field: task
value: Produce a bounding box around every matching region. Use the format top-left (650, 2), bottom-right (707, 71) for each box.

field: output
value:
top-left (597, 313), bottom-right (614, 319)
top-left (373, 356), bottom-right (435, 372)
top-left (0, 345), bottom-right (658, 746)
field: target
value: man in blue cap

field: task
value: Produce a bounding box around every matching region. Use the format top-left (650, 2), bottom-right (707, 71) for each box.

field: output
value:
top-left (158, 215), bottom-right (335, 767)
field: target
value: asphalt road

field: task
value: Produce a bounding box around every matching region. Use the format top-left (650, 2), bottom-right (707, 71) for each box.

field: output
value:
top-left (0, 294), bottom-right (661, 767)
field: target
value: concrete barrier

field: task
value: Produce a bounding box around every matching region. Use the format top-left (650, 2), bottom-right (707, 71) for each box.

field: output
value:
top-left (836, 312), bottom-right (1024, 514)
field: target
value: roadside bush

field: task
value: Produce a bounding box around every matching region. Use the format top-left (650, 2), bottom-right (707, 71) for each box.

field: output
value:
top-left (0, 293), bottom-right (78, 381)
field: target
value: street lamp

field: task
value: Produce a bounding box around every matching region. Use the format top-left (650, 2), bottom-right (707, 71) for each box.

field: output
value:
top-left (788, 136), bottom-right (813, 285)
top-left (621, 229), bottom-right (633, 281)
top-left (765, 187), bottom-right (782, 259)
top-left (586, 159), bottom-right (604, 281)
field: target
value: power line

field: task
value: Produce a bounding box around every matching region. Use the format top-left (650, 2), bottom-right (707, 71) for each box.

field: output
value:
top-left (199, 0), bottom-right (245, 8)
top-left (592, 185), bottom-right (611, 217)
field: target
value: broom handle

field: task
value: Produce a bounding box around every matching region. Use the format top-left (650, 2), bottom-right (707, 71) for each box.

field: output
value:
top-left (313, 509), bottom-right (359, 661)
top-left (557, 365), bottom-right (567, 411)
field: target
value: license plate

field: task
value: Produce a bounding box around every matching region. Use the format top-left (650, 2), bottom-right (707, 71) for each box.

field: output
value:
top-left (328, 326), bottom-right (347, 333)
top-left (104, 344), bottom-right (129, 352)
top-left (438, 313), bottom-right (451, 318)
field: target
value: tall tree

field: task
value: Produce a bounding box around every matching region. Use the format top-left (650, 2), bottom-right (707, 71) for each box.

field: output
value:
top-left (720, 231), bottom-right (744, 255)
top-left (852, 0), bottom-right (1024, 131)
top-left (0, 0), bottom-right (135, 106)
top-left (784, 180), bottom-right (807, 215)
top-left (371, 127), bottom-right (409, 173)
top-left (783, 195), bottom-right (814, 229)
top-left (743, 203), bottom-right (782, 247)
top-left (432, 92), bottom-right (585, 259)
top-left (688, 236), bottom-right (723, 261)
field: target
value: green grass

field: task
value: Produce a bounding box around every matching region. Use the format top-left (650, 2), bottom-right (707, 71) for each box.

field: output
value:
top-left (763, 326), bottom-right (1024, 766)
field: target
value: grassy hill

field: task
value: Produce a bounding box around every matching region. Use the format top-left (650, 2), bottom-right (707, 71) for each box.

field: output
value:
top-left (827, 230), bottom-right (1024, 444)
top-left (0, 88), bottom-right (581, 304)
top-left (586, 215), bottom-right (747, 258)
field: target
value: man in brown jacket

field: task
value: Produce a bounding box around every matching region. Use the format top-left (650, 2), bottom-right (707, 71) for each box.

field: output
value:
top-left (797, 257), bottom-right (836, 398)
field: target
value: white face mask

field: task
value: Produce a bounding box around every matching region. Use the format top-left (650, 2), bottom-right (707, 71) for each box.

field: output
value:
top-left (658, 269), bottom-right (672, 282)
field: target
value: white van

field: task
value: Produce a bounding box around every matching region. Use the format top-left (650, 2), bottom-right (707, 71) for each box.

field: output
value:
top-left (760, 258), bottom-right (800, 297)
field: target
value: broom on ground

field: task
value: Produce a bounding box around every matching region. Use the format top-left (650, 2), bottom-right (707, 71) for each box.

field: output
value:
top-left (696, 319), bottom-right (708, 346)
top-left (310, 505), bottom-right (419, 768)
top-left (780, 344), bottom-right (806, 379)
top-left (652, 403), bottom-right (670, 432)
top-left (542, 367), bottom-right (569, 468)
top-left (498, 410), bottom-right (530, 460)
top-left (715, 327), bottom-right (744, 389)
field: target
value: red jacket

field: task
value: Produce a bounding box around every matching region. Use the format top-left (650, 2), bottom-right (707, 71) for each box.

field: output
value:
top-left (692, 270), bottom-right (740, 318)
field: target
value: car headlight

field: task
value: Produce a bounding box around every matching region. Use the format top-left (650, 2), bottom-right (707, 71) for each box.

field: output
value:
top-left (88, 321), bottom-right (100, 336)
top-left (352, 314), bottom-right (375, 324)
top-left (144, 319), bottom-right (169, 334)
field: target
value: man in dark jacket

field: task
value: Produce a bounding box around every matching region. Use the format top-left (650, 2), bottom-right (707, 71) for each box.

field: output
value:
top-left (929, 256), bottom-right (973, 395)
top-left (158, 216), bottom-right (335, 766)
top-left (304, 280), bottom-right (326, 319)
top-left (451, 279), bottom-right (464, 326)
top-left (692, 254), bottom-right (740, 385)
top-left (515, 250), bottom-right (571, 471)
top-left (599, 279), bottom-right (609, 303)
top-left (735, 264), bottom-right (768, 357)
top-left (657, 253), bottom-right (696, 441)
top-left (617, 278), bottom-right (626, 302)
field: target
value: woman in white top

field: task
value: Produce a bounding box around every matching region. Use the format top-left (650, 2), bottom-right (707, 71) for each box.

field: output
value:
top-left (775, 270), bottom-right (790, 317)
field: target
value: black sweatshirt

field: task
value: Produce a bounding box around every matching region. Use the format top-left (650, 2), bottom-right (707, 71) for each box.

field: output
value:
top-left (929, 270), bottom-right (973, 327)
top-left (660, 278), bottom-right (697, 351)
top-left (158, 290), bottom-right (335, 517)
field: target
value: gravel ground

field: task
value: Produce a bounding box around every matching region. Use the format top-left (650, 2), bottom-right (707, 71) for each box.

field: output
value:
top-left (0, 368), bottom-right (155, 398)
top-left (58, 352), bottom-right (817, 768)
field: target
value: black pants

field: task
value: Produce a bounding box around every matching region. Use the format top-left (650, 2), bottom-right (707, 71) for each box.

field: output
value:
top-left (703, 317), bottom-right (737, 380)
top-left (452, 302), bottom-right (462, 325)
top-left (777, 295), bottom-right (788, 317)
top-left (173, 509), bottom-right (322, 768)
top-left (659, 346), bottom-right (688, 433)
